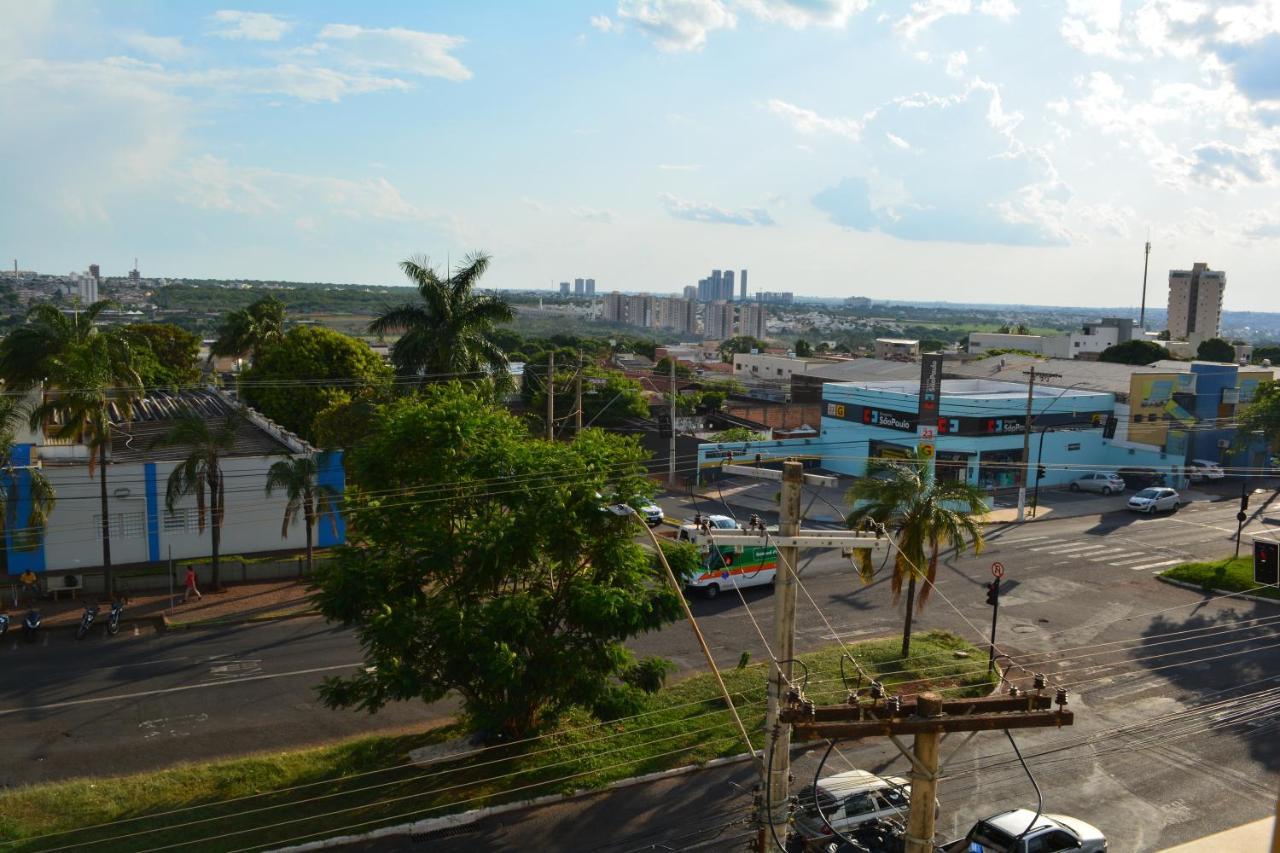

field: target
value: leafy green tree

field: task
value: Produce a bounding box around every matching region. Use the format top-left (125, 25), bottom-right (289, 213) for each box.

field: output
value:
top-left (152, 409), bottom-right (241, 590)
top-left (1099, 339), bottom-right (1170, 365)
top-left (1238, 381), bottom-right (1280, 452)
top-left (1253, 345), bottom-right (1280, 365)
top-left (122, 323), bottom-right (201, 390)
top-left (716, 427), bottom-right (765, 442)
top-left (527, 367), bottom-right (649, 431)
top-left (0, 301), bottom-right (111, 390)
top-left (211, 296), bottom-right (285, 362)
top-left (845, 452), bottom-right (987, 658)
top-left (718, 336), bottom-right (769, 362)
top-left (653, 356), bottom-right (692, 378)
top-left (698, 389), bottom-right (727, 411)
top-left (920, 338), bottom-right (948, 353)
top-left (0, 396), bottom-right (54, 548)
top-left (794, 339), bottom-right (813, 358)
top-left (815, 342), bottom-right (831, 354)
top-left (369, 252), bottom-right (514, 386)
top-left (265, 454), bottom-right (339, 576)
top-left (238, 326), bottom-right (390, 443)
top-left (1196, 337), bottom-right (1236, 363)
top-left (1156, 329), bottom-right (1172, 341)
top-left (310, 385), bottom-right (685, 738)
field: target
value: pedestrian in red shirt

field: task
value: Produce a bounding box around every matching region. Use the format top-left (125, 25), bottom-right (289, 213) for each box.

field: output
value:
top-left (183, 566), bottom-right (202, 602)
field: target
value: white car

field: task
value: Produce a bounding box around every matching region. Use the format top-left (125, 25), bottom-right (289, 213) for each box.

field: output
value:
top-left (1068, 472), bottom-right (1127, 495)
top-left (794, 770), bottom-right (923, 842)
top-left (945, 809), bottom-right (1107, 853)
top-left (1188, 459), bottom-right (1226, 480)
top-left (676, 514), bottom-right (740, 541)
top-left (1128, 487), bottom-right (1180, 514)
top-left (629, 497), bottom-right (664, 526)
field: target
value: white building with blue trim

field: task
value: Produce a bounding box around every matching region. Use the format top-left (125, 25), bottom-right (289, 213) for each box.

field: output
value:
top-left (5, 390), bottom-right (345, 578)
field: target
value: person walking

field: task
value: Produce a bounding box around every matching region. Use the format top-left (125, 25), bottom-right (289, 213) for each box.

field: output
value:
top-left (183, 566), bottom-right (202, 603)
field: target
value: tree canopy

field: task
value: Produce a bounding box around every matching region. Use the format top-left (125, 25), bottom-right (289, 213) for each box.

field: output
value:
top-left (1195, 337), bottom-right (1236, 363)
top-left (1099, 339), bottom-right (1170, 365)
top-left (1254, 345), bottom-right (1280, 365)
top-left (1237, 381), bottom-right (1280, 451)
top-left (211, 295), bottom-right (285, 360)
top-left (653, 356), bottom-right (692, 378)
top-left (238, 326), bottom-right (390, 444)
top-left (718, 336), bottom-right (769, 361)
top-left (793, 339), bottom-right (813, 358)
top-left (310, 385), bottom-right (685, 738)
top-left (122, 323), bottom-right (201, 390)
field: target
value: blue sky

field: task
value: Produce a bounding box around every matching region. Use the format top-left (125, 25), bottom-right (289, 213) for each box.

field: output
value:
top-left (3, 1), bottom-right (1279, 309)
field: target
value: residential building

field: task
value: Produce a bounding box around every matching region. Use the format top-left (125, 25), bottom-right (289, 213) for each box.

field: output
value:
top-left (653, 297), bottom-right (697, 334)
top-left (8, 390), bottom-right (345, 578)
top-left (585, 278), bottom-right (596, 296)
top-left (574, 277), bottom-right (585, 296)
top-left (601, 291), bottom-right (625, 323)
top-left (738, 303), bottom-right (767, 339)
top-left (967, 318), bottom-right (1136, 360)
top-left (683, 285), bottom-right (698, 301)
top-left (740, 269), bottom-right (748, 301)
top-left (1168, 262), bottom-right (1225, 345)
top-left (723, 270), bottom-right (735, 301)
top-left (705, 301), bottom-right (735, 339)
top-left (733, 353), bottom-right (839, 384)
top-left (756, 291), bottom-right (794, 305)
top-left (873, 338), bottom-right (920, 361)
top-left (559, 281), bottom-right (570, 296)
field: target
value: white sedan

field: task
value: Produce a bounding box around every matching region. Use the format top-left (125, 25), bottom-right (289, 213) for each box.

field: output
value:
top-left (1128, 487), bottom-right (1180, 514)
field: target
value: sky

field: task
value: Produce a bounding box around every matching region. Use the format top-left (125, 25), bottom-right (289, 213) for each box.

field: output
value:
top-left (2, 1), bottom-right (1279, 310)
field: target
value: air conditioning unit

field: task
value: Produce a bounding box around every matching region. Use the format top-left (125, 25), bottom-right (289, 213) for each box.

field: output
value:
top-left (1217, 439), bottom-right (1230, 449)
top-left (58, 574), bottom-right (83, 591)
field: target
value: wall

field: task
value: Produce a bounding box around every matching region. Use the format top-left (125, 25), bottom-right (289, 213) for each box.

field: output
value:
top-left (1127, 372), bottom-right (1196, 447)
top-left (967, 333), bottom-right (1044, 355)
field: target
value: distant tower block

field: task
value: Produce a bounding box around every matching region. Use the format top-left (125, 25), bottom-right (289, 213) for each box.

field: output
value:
top-left (740, 269), bottom-right (747, 300)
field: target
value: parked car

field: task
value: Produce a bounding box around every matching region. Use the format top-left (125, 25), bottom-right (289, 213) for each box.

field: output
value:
top-left (1128, 487), bottom-right (1181, 514)
top-left (940, 809), bottom-right (1107, 853)
top-left (1068, 472), bottom-right (1126, 495)
top-left (1117, 467), bottom-right (1162, 489)
top-left (676, 514), bottom-right (740, 541)
top-left (1188, 459), bottom-right (1226, 480)
top-left (629, 497), bottom-right (664, 526)
top-left (794, 770), bottom-right (925, 843)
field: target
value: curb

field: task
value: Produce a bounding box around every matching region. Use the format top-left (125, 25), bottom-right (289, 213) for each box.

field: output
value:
top-left (1154, 575), bottom-right (1280, 606)
top-left (268, 751), bottom-right (758, 852)
top-left (162, 609), bottom-right (319, 631)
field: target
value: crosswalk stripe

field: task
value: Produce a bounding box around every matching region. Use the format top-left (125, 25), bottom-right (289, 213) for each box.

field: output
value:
top-left (1102, 553), bottom-right (1150, 563)
top-left (1027, 541), bottom-right (1081, 551)
top-left (995, 535), bottom-right (1051, 545)
top-left (1040, 544), bottom-right (1111, 554)
top-left (1082, 548), bottom-right (1133, 558)
top-left (1129, 558), bottom-right (1184, 571)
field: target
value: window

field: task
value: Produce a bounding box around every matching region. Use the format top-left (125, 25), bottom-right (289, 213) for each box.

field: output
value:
top-left (164, 510), bottom-right (188, 533)
top-left (1026, 829), bottom-right (1080, 853)
top-left (93, 512), bottom-right (146, 539)
top-left (841, 792), bottom-right (877, 818)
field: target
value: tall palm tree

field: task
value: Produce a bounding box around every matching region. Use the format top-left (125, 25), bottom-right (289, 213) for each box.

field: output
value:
top-left (153, 409), bottom-right (241, 590)
top-left (265, 454), bottom-right (339, 575)
top-left (845, 451), bottom-right (988, 658)
top-left (27, 334), bottom-right (143, 599)
top-left (210, 296), bottom-right (285, 363)
top-left (369, 252), bottom-right (514, 385)
top-left (0, 301), bottom-right (113, 391)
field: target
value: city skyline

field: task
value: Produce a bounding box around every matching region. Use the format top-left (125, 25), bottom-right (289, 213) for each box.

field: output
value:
top-left (3, 2), bottom-right (1279, 310)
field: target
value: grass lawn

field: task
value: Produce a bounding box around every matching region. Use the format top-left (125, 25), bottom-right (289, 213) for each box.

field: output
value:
top-left (0, 631), bottom-right (995, 852)
top-left (1161, 556), bottom-right (1280, 601)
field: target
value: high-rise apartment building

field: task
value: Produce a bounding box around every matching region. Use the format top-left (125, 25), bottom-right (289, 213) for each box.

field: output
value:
top-left (683, 285), bottom-right (698, 301)
top-left (737, 303), bottom-right (767, 339)
top-left (585, 278), bottom-right (596, 296)
top-left (1167, 262), bottom-right (1225, 345)
top-left (602, 291), bottom-right (625, 323)
top-left (704, 301), bottom-right (735, 340)
top-left (654, 298), bottom-right (697, 334)
top-left (559, 281), bottom-right (571, 296)
top-left (574, 277), bottom-right (585, 296)
top-left (723, 270), bottom-right (735, 301)
top-left (740, 269), bottom-right (747, 300)
top-left (756, 291), bottom-right (794, 305)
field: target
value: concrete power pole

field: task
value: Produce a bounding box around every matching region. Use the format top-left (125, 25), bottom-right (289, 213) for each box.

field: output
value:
top-left (668, 355), bottom-right (678, 486)
top-left (574, 351), bottom-right (583, 435)
top-left (546, 351), bottom-right (555, 441)
top-left (764, 461), bottom-right (803, 850)
top-left (904, 692), bottom-right (943, 853)
top-left (1016, 366), bottom-right (1035, 522)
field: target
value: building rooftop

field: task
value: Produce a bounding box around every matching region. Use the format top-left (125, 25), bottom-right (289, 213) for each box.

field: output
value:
top-left (830, 378), bottom-right (1107, 402)
top-left (108, 390), bottom-right (296, 464)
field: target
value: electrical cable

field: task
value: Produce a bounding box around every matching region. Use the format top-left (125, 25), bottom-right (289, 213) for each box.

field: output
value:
top-left (1005, 729), bottom-right (1044, 844)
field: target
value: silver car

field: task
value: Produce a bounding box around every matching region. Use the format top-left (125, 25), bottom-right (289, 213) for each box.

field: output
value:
top-left (1068, 471), bottom-right (1126, 495)
top-left (947, 808), bottom-right (1107, 852)
top-left (794, 770), bottom-right (920, 842)
top-left (1128, 487), bottom-right (1180, 514)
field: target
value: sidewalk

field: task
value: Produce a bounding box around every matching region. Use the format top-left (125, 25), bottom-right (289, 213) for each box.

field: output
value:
top-left (1160, 815), bottom-right (1274, 851)
top-left (0, 578), bottom-right (317, 631)
top-left (983, 487), bottom-right (1223, 524)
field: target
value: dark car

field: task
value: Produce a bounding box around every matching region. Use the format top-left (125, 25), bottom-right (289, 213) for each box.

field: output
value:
top-left (1117, 467), bottom-right (1162, 489)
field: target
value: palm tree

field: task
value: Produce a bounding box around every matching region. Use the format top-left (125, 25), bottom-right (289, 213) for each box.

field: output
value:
top-left (211, 296), bottom-right (285, 363)
top-left (265, 454), bottom-right (339, 575)
top-left (845, 451), bottom-right (988, 658)
top-left (0, 396), bottom-right (55, 549)
top-left (369, 252), bottom-right (514, 385)
top-left (0, 301), bottom-right (113, 391)
top-left (152, 409), bottom-right (241, 590)
top-left (27, 334), bottom-right (143, 599)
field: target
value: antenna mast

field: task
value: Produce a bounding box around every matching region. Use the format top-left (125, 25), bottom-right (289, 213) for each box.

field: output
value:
top-left (1139, 238), bottom-right (1151, 331)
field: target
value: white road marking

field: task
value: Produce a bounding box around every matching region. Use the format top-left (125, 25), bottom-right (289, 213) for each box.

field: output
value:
top-left (0, 662), bottom-right (363, 716)
top-left (139, 712), bottom-right (208, 739)
top-left (994, 535), bottom-right (1051, 545)
top-left (1128, 559), bottom-right (1184, 571)
top-left (1040, 544), bottom-right (1112, 555)
top-left (1082, 548), bottom-right (1138, 559)
top-left (1108, 554), bottom-right (1161, 566)
top-left (1025, 541), bottom-right (1081, 552)
top-left (209, 659), bottom-right (263, 678)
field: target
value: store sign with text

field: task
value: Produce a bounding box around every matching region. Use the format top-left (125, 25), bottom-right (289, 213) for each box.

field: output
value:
top-left (825, 401), bottom-right (1112, 437)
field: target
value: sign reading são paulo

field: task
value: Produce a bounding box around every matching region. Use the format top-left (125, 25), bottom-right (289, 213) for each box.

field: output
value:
top-left (823, 403), bottom-right (1111, 437)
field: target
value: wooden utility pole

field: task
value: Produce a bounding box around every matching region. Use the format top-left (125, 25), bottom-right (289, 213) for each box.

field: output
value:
top-left (668, 355), bottom-right (678, 486)
top-left (546, 350), bottom-right (555, 441)
top-left (764, 461), bottom-right (803, 850)
top-left (574, 351), bottom-right (583, 435)
top-left (781, 691), bottom-right (1074, 853)
top-left (1017, 365), bottom-right (1035, 522)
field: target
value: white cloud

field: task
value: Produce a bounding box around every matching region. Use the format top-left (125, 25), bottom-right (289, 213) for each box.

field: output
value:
top-left (591, 15), bottom-right (619, 32)
top-left (121, 32), bottom-right (187, 61)
top-left (209, 10), bottom-right (291, 42)
top-left (767, 98), bottom-right (868, 140)
top-left (571, 206), bottom-right (615, 223)
top-left (660, 192), bottom-right (775, 225)
top-left (738, 0), bottom-right (869, 28)
top-left (885, 132), bottom-right (912, 149)
top-left (317, 24), bottom-right (472, 82)
top-left (617, 0), bottom-right (736, 52)
top-left (192, 64), bottom-right (411, 102)
top-left (895, 0), bottom-right (1016, 40)
top-left (944, 50), bottom-right (968, 77)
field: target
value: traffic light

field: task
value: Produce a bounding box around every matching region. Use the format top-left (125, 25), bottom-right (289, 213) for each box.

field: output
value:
top-left (1037, 465), bottom-right (1046, 481)
top-left (985, 580), bottom-right (1000, 606)
top-left (657, 412), bottom-right (672, 439)
top-left (1241, 491), bottom-right (1251, 513)
top-left (1255, 541), bottom-right (1279, 586)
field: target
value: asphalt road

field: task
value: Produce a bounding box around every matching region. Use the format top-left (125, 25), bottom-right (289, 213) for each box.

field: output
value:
top-left (5, 479), bottom-right (1279, 852)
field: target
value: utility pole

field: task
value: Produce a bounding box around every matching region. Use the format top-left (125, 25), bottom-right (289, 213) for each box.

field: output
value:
top-left (764, 461), bottom-right (803, 850)
top-left (668, 354), bottom-right (678, 486)
top-left (1017, 366), bottom-right (1035, 522)
top-left (574, 350), bottom-right (583, 435)
top-left (1139, 239), bottom-right (1152, 331)
top-left (905, 692), bottom-right (943, 853)
top-left (546, 351), bottom-right (555, 441)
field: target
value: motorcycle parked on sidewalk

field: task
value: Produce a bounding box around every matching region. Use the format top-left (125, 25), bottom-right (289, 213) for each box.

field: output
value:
top-left (76, 603), bottom-right (98, 640)
top-left (106, 600), bottom-right (123, 636)
top-left (0, 613), bottom-right (9, 638)
top-left (22, 609), bottom-right (41, 643)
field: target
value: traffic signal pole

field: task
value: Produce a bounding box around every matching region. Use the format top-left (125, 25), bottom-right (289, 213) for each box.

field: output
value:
top-left (987, 574), bottom-right (1001, 675)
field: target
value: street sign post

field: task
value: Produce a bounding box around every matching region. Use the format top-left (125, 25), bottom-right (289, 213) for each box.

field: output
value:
top-left (986, 563), bottom-right (1004, 674)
